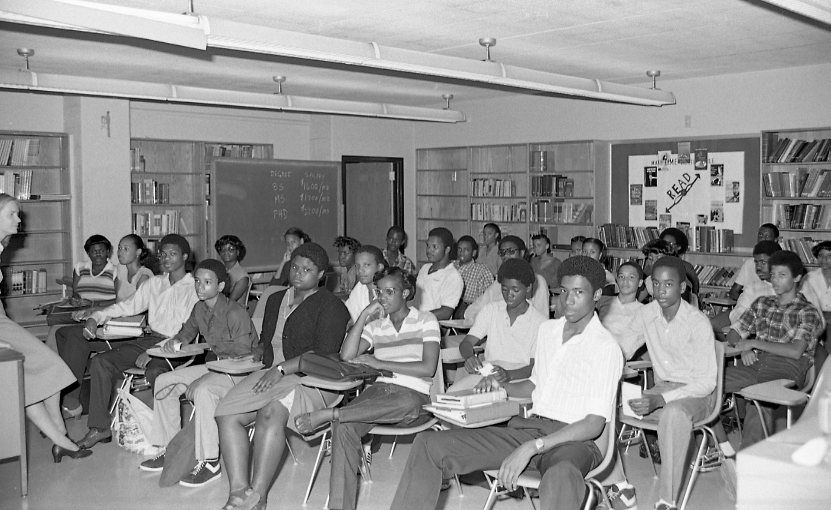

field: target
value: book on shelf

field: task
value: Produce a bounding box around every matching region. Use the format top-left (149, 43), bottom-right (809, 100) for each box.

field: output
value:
top-left (597, 223), bottom-right (733, 253)
top-left (766, 137), bottom-right (831, 163)
top-left (0, 137), bottom-right (42, 166)
top-left (762, 168), bottom-right (831, 198)
top-left (531, 201), bottom-right (592, 224)
top-left (470, 201), bottom-right (527, 222)
top-left (774, 204), bottom-right (831, 230)
top-left (779, 237), bottom-right (819, 264)
top-left (0, 170), bottom-right (33, 199)
top-left (5, 268), bottom-right (48, 295)
top-left (531, 175), bottom-right (575, 198)
top-left (530, 150), bottom-right (552, 172)
top-left (206, 144), bottom-right (268, 159)
top-left (131, 179), bottom-right (170, 204)
top-left (471, 178), bottom-right (514, 197)
top-left (132, 210), bottom-right (181, 237)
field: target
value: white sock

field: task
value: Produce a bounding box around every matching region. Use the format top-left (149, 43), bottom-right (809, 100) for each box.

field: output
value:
top-left (720, 441), bottom-right (736, 457)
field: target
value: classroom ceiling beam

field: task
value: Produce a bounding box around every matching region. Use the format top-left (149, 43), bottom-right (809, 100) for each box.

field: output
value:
top-left (758, 0), bottom-right (831, 25)
top-left (0, 69), bottom-right (467, 123)
top-left (0, 0), bottom-right (676, 107)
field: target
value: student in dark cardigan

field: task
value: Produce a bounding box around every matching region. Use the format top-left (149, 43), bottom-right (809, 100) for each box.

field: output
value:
top-left (214, 242), bottom-right (350, 510)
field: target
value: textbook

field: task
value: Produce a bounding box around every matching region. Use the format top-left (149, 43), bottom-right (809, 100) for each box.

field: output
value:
top-left (106, 315), bottom-right (146, 328)
top-left (427, 400), bottom-right (519, 425)
top-left (102, 315), bottom-right (147, 337)
top-left (432, 388), bottom-right (507, 410)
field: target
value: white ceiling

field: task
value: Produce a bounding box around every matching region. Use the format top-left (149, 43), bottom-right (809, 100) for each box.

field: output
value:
top-left (1, 0), bottom-right (830, 110)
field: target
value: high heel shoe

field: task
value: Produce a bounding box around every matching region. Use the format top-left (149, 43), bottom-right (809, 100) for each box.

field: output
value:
top-left (52, 444), bottom-right (92, 463)
top-left (62, 404), bottom-right (83, 421)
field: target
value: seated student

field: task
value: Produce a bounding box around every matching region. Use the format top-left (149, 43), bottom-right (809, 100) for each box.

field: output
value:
top-left (452, 258), bottom-right (546, 391)
top-left (640, 239), bottom-right (700, 304)
top-left (271, 227), bottom-right (311, 285)
top-left (616, 256), bottom-right (717, 510)
top-left (413, 227), bottom-right (464, 321)
top-left (710, 241), bottom-right (779, 339)
top-left (139, 259), bottom-right (259, 488)
top-left (72, 234), bottom-right (118, 306)
top-left (333, 236), bottom-right (361, 295)
top-left (390, 256), bottom-right (623, 510)
top-left (452, 235), bottom-right (495, 319)
top-left (57, 234), bottom-right (200, 449)
top-left (714, 250), bottom-right (823, 450)
top-left (480, 222), bottom-right (503, 277)
top-left (800, 240), bottom-right (831, 370)
top-left (598, 262), bottom-right (645, 342)
top-left (215, 234), bottom-right (251, 306)
top-left (582, 237), bottom-right (617, 295)
top-left (383, 226), bottom-right (417, 278)
top-left (214, 242), bottom-right (350, 510)
top-left (570, 235), bottom-right (587, 258)
top-left (530, 233), bottom-right (561, 291)
top-left (294, 267), bottom-right (440, 510)
top-left (728, 223), bottom-right (780, 301)
top-left (114, 234), bottom-right (156, 302)
top-left (344, 245), bottom-right (387, 323)
top-left (465, 236), bottom-right (549, 321)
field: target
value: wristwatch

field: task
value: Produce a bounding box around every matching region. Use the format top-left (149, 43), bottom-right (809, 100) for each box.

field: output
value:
top-left (534, 438), bottom-right (545, 452)
top-left (276, 364), bottom-right (285, 375)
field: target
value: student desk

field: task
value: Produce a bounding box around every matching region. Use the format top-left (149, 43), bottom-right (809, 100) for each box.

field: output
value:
top-left (736, 416), bottom-right (831, 509)
top-left (0, 348), bottom-right (26, 497)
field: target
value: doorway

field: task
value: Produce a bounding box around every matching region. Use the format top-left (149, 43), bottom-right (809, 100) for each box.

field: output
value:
top-left (342, 156), bottom-right (404, 247)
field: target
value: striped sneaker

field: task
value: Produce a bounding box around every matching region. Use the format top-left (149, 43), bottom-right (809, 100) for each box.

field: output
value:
top-left (179, 459), bottom-right (222, 487)
top-left (606, 482), bottom-right (638, 510)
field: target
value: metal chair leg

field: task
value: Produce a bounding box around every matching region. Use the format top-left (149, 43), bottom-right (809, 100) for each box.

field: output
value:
top-left (303, 430), bottom-right (330, 504)
top-left (523, 487), bottom-right (537, 510)
top-left (638, 429), bottom-right (658, 477)
top-left (389, 437), bottom-right (398, 459)
top-left (680, 428), bottom-right (711, 510)
top-left (482, 475), bottom-right (499, 510)
top-left (750, 400), bottom-right (770, 438)
top-left (286, 437), bottom-right (299, 464)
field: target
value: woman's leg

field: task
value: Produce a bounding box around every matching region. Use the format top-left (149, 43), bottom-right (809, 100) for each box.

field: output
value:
top-left (249, 399), bottom-right (291, 505)
top-left (25, 399), bottom-right (77, 450)
top-left (43, 392), bottom-right (67, 436)
top-left (217, 411), bottom-right (257, 498)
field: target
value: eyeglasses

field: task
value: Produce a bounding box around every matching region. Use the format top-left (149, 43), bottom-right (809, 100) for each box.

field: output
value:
top-left (498, 248), bottom-right (518, 257)
top-left (374, 287), bottom-right (401, 297)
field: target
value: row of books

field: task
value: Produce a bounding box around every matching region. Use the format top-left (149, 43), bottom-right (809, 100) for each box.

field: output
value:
top-left (470, 178), bottom-right (515, 197)
top-left (129, 148), bottom-right (146, 172)
top-left (596, 224), bottom-right (734, 253)
top-left (605, 255), bottom-right (738, 288)
top-left (531, 201), bottom-right (592, 224)
top-left (766, 137), bottom-right (831, 164)
top-left (0, 170), bottom-right (34, 199)
top-left (5, 268), bottom-right (48, 295)
top-left (773, 203), bottom-right (831, 231)
top-left (132, 211), bottom-right (183, 237)
top-left (779, 237), bottom-right (820, 265)
top-left (470, 202), bottom-right (527, 222)
top-left (131, 180), bottom-right (171, 205)
top-left (206, 144), bottom-right (268, 159)
top-left (530, 150), bottom-right (554, 172)
top-left (762, 168), bottom-right (831, 198)
top-left (0, 138), bottom-right (41, 166)
top-left (530, 174), bottom-right (575, 198)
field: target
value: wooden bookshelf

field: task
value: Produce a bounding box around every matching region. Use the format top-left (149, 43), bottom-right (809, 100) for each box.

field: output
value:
top-left (761, 127), bottom-right (831, 264)
top-left (0, 131), bottom-right (71, 339)
top-left (130, 140), bottom-right (271, 262)
top-left (469, 144), bottom-right (529, 249)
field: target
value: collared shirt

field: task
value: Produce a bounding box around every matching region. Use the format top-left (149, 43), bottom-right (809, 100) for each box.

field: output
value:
top-left (480, 245), bottom-right (501, 277)
top-left (600, 297), bottom-right (644, 353)
top-left (383, 249), bottom-right (417, 278)
top-left (334, 265), bottom-right (358, 294)
top-left (269, 286), bottom-right (311, 364)
top-left (345, 281), bottom-right (374, 323)
top-left (454, 260), bottom-right (494, 304)
top-left (733, 293), bottom-right (823, 357)
top-left (91, 272), bottom-right (199, 338)
top-left (801, 269), bottom-right (831, 315)
top-left (468, 300), bottom-right (546, 369)
top-left (414, 263), bottom-right (464, 313)
top-left (171, 293), bottom-right (259, 357)
top-left (729, 278), bottom-right (775, 324)
top-left (464, 275), bottom-right (550, 322)
top-left (362, 307), bottom-right (441, 394)
top-left (618, 300), bottom-right (717, 403)
top-left (530, 314), bottom-right (622, 423)
top-left (735, 258), bottom-right (759, 288)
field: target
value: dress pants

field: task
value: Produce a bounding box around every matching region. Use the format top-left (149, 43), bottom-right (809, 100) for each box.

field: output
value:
top-left (390, 417), bottom-right (602, 510)
top-left (55, 324), bottom-right (112, 388)
top-left (328, 383), bottom-right (431, 510)
top-left (150, 365), bottom-right (241, 460)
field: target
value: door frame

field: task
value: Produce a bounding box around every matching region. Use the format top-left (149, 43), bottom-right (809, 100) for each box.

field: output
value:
top-left (341, 155), bottom-right (405, 235)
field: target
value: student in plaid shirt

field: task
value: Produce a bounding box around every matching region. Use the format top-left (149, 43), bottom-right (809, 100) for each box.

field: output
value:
top-left (453, 235), bottom-right (495, 318)
top-left (718, 250), bottom-right (823, 449)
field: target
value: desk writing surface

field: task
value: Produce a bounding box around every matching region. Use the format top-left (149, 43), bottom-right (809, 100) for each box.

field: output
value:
top-left (213, 159), bottom-right (340, 268)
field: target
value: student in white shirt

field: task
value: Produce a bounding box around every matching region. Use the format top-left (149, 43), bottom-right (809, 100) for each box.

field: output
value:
top-left (727, 223), bottom-right (779, 300)
top-left (413, 227), bottom-right (463, 321)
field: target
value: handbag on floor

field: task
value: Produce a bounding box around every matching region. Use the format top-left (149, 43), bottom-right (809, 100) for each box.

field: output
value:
top-left (112, 387), bottom-right (154, 454)
top-left (298, 352), bottom-right (392, 382)
top-left (159, 420), bottom-right (197, 487)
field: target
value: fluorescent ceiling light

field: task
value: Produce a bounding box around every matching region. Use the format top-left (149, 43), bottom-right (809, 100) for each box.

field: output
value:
top-left (0, 69), bottom-right (466, 123)
top-left (1, 0), bottom-right (676, 107)
top-left (758, 0), bottom-right (831, 25)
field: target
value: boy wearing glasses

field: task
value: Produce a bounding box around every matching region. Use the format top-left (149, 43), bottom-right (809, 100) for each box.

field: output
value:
top-left (413, 227), bottom-right (463, 321)
top-left (465, 236), bottom-right (550, 321)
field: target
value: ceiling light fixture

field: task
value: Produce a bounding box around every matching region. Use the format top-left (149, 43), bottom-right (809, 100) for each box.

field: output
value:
top-left (646, 70), bottom-right (661, 90)
top-left (478, 38), bottom-right (496, 62)
top-left (16, 48), bottom-right (34, 70)
top-left (0, 1), bottom-right (676, 107)
top-left (0, 68), bottom-right (466, 123)
top-left (442, 94), bottom-right (454, 110)
top-left (273, 75), bottom-right (286, 95)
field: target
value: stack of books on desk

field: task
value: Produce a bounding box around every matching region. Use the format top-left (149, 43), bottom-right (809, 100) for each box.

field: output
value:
top-left (102, 315), bottom-right (146, 337)
top-left (429, 388), bottom-right (519, 425)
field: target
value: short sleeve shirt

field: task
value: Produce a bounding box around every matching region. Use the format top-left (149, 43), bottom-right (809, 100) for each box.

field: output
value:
top-left (468, 301), bottom-right (546, 369)
top-left (414, 263), bottom-right (464, 313)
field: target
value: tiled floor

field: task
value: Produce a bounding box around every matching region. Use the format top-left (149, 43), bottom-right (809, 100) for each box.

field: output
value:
top-left (0, 416), bottom-right (736, 510)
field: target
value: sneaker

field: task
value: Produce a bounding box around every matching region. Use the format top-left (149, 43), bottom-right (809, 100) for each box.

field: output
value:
top-left (654, 501), bottom-right (677, 510)
top-left (697, 446), bottom-right (722, 472)
top-left (139, 451), bottom-right (165, 472)
top-left (606, 482), bottom-right (638, 510)
top-left (179, 459), bottom-right (222, 487)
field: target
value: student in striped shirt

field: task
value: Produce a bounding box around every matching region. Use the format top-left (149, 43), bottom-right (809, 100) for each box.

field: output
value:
top-left (72, 234), bottom-right (117, 306)
top-left (295, 267), bottom-right (441, 510)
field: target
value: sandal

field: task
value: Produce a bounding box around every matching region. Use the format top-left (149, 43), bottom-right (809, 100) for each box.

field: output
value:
top-left (221, 488), bottom-right (249, 510)
top-left (234, 488), bottom-right (261, 510)
top-left (294, 410), bottom-right (335, 436)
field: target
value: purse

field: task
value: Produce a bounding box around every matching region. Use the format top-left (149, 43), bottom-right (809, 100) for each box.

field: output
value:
top-left (298, 352), bottom-right (392, 382)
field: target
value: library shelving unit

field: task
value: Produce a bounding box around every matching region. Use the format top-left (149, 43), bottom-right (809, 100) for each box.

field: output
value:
top-left (130, 140), bottom-right (271, 262)
top-left (760, 127), bottom-right (831, 265)
top-left (529, 141), bottom-right (598, 245)
top-left (469, 144), bottom-right (530, 246)
top-left (0, 131), bottom-right (71, 339)
top-left (415, 147), bottom-right (469, 265)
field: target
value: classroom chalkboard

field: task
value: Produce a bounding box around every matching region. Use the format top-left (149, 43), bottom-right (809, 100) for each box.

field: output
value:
top-left (212, 159), bottom-right (340, 269)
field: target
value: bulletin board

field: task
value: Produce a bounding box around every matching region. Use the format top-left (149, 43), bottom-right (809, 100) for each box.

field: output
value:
top-left (611, 137), bottom-right (760, 247)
